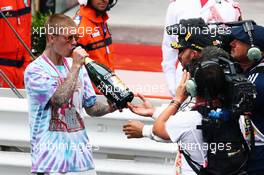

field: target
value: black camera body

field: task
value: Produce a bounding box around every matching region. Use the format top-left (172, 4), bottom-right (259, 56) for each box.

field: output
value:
top-left (225, 73), bottom-right (256, 115)
top-left (214, 57), bottom-right (257, 116)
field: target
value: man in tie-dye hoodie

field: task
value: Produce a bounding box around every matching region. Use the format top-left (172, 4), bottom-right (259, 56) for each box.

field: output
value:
top-left (24, 14), bottom-right (116, 175)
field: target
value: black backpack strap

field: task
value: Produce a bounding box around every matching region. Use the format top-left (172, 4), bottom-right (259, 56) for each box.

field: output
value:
top-left (0, 57), bottom-right (25, 67)
top-left (240, 125), bottom-right (251, 154)
top-left (78, 37), bottom-right (112, 51)
top-left (0, 7), bottom-right (31, 18)
top-left (249, 121), bottom-right (255, 151)
top-left (179, 149), bottom-right (202, 175)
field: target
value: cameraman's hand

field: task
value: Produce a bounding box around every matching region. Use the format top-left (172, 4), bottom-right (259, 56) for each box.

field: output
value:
top-left (127, 93), bottom-right (155, 117)
top-left (123, 120), bottom-right (144, 139)
top-left (175, 70), bottom-right (190, 103)
top-left (72, 46), bottom-right (88, 68)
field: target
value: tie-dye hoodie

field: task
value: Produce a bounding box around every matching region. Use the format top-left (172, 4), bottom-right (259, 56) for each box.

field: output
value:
top-left (24, 55), bottom-right (96, 173)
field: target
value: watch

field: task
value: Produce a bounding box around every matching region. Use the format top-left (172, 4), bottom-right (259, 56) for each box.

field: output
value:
top-left (170, 99), bottom-right (181, 107)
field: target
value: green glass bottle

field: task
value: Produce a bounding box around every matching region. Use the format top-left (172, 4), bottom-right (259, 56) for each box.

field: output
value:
top-left (84, 57), bottom-right (134, 109)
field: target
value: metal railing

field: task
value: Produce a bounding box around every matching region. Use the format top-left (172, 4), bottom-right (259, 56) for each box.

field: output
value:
top-left (0, 93), bottom-right (176, 175)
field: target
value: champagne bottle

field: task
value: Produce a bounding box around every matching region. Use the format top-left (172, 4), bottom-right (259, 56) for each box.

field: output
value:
top-left (84, 57), bottom-right (134, 109)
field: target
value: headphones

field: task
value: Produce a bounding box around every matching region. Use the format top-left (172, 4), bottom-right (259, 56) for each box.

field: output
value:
top-left (243, 21), bottom-right (262, 62)
top-left (186, 60), bottom-right (220, 97)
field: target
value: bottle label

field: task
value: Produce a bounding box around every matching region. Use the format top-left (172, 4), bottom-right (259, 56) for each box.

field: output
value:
top-left (97, 74), bottom-right (131, 101)
top-left (110, 76), bottom-right (127, 91)
top-left (103, 73), bottom-right (112, 80)
top-left (97, 81), bottom-right (122, 101)
top-left (103, 73), bottom-right (127, 90)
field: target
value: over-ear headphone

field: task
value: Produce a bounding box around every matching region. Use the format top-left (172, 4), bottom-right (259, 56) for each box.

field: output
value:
top-left (243, 21), bottom-right (262, 62)
top-left (186, 60), bottom-right (220, 97)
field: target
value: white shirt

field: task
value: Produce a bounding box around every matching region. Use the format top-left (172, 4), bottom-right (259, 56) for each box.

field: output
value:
top-left (166, 110), bottom-right (207, 175)
top-left (142, 97), bottom-right (195, 141)
top-left (162, 0), bottom-right (241, 96)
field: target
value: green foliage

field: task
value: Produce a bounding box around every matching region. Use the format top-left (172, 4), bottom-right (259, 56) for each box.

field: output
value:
top-left (31, 12), bottom-right (51, 56)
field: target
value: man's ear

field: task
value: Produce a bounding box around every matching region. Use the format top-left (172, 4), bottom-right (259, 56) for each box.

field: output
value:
top-left (47, 34), bottom-right (55, 44)
top-left (191, 50), bottom-right (200, 58)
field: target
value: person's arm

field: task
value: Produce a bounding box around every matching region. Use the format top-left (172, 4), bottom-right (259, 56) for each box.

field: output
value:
top-left (123, 120), bottom-right (145, 138)
top-left (85, 101), bottom-right (116, 117)
top-left (152, 100), bottom-right (182, 140)
top-left (123, 121), bottom-right (170, 142)
top-left (80, 59), bottom-right (117, 117)
top-left (153, 70), bottom-right (189, 140)
top-left (124, 94), bottom-right (170, 141)
top-left (124, 71), bottom-right (189, 141)
top-left (127, 93), bottom-right (156, 117)
top-left (161, 2), bottom-right (180, 96)
top-left (123, 103), bottom-right (170, 142)
top-left (141, 104), bottom-right (173, 142)
top-left (50, 47), bottom-right (87, 108)
top-left (142, 124), bottom-right (171, 142)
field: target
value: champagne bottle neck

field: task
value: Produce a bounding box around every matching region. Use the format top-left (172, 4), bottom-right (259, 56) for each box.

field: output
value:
top-left (84, 57), bottom-right (94, 65)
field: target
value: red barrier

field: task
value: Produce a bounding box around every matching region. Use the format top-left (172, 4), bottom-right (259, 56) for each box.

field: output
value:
top-left (113, 43), bottom-right (162, 72)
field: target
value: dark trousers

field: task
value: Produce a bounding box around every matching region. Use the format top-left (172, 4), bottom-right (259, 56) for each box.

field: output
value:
top-left (248, 145), bottom-right (264, 175)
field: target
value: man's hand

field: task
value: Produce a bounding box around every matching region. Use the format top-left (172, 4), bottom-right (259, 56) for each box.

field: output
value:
top-left (123, 120), bottom-right (144, 139)
top-left (175, 70), bottom-right (190, 104)
top-left (127, 93), bottom-right (155, 117)
top-left (72, 46), bottom-right (88, 68)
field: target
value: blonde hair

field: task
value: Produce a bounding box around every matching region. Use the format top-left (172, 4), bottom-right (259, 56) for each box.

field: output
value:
top-left (44, 14), bottom-right (76, 37)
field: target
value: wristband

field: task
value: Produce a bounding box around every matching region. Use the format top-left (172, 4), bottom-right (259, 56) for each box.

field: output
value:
top-left (142, 125), bottom-right (153, 138)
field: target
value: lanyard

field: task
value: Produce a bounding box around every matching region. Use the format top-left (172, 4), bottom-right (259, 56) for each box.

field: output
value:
top-left (42, 54), bottom-right (70, 83)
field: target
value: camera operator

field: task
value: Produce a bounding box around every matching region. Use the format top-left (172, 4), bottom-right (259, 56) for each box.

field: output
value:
top-left (229, 23), bottom-right (264, 175)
